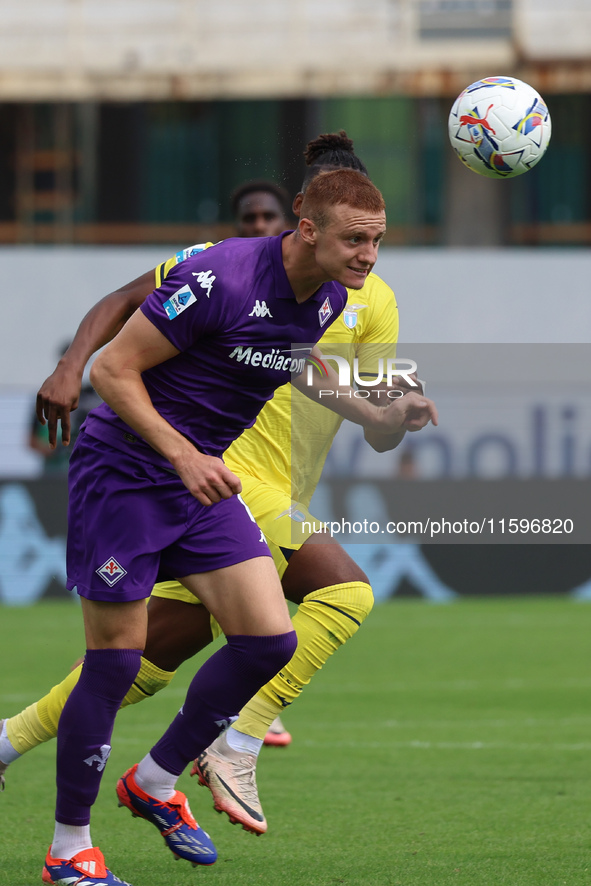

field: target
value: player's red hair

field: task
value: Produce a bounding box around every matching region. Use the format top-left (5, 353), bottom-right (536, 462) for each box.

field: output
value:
top-left (299, 168), bottom-right (385, 230)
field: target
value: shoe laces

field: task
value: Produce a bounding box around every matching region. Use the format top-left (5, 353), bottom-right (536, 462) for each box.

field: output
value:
top-left (231, 757), bottom-right (260, 806)
top-left (161, 793), bottom-right (198, 831)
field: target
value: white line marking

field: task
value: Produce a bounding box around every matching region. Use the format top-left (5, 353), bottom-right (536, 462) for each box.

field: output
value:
top-left (301, 739), bottom-right (591, 752)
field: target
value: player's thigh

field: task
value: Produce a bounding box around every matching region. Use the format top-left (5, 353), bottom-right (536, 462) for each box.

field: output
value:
top-left (180, 556), bottom-right (291, 638)
top-left (81, 597), bottom-right (148, 650)
top-left (281, 533), bottom-right (370, 605)
top-left (151, 578), bottom-right (223, 641)
top-left (144, 594), bottom-right (214, 672)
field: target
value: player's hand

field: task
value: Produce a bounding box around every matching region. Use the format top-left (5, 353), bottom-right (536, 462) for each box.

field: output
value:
top-left (365, 373), bottom-right (424, 410)
top-left (376, 391), bottom-right (438, 434)
top-left (176, 452), bottom-right (242, 506)
top-left (36, 364), bottom-right (84, 448)
top-left (392, 371), bottom-right (424, 396)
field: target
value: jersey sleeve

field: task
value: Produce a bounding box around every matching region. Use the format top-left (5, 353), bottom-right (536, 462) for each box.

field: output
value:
top-left (142, 251), bottom-right (229, 352)
top-left (154, 242), bottom-right (215, 288)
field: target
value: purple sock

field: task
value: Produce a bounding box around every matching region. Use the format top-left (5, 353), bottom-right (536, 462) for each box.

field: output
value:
top-left (55, 648), bottom-right (142, 826)
top-left (151, 631), bottom-right (297, 776)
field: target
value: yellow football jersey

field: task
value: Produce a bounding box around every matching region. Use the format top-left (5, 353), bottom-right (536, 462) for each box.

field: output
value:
top-left (157, 247), bottom-right (398, 506)
top-left (226, 273), bottom-right (398, 505)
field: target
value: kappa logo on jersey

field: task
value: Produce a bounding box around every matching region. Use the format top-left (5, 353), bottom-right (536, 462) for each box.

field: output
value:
top-left (163, 284), bottom-right (197, 319)
top-left (343, 303), bottom-right (368, 329)
top-left (96, 557), bottom-right (127, 586)
top-left (84, 743), bottom-right (111, 772)
top-left (248, 299), bottom-right (273, 318)
top-left (318, 297), bottom-right (333, 327)
top-left (192, 269), bottom-right (216, 297)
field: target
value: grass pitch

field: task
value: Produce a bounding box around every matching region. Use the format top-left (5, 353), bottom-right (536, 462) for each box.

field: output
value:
top-left (1, 596), bottom-right (590, 886)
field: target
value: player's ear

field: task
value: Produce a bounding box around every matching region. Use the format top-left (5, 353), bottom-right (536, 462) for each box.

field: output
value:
top-left (292, 193), bottom-right (304, 218)
top-left (298, 217), bottom-right (317, 245)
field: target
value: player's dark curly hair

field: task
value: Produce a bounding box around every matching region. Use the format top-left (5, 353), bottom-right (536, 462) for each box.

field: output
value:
top-left (230, 179), bottom-right (291, 217)
top-left (302, 130), bottom-right (368, 189)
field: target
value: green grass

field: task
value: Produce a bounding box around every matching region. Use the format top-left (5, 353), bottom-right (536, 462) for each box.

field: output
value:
top-left (1, 596), bottom-right (590, 886)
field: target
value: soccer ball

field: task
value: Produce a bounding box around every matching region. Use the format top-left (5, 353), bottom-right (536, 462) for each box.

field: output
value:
top-left (448, 76), bottom-right (551, 179)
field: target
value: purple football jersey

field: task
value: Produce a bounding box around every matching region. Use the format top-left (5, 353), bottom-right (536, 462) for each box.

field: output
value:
top-left (84, 233), bottom-right (346, 467)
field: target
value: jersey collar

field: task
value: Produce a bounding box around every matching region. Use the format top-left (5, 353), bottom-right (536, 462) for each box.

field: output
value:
top-left (269, 230), bottom-right (344, 303)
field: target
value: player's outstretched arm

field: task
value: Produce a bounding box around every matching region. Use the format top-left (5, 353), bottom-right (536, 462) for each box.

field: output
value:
top-left (312, 385), bottom-right (437, 437)
top-left (292, 346), bottom-right (437, 436)
top-left (363, 374), bottom-right (425, 453)
top-left (90, 310), bottom-right (242, 506)
top-left (36, 269), bottom-right (156, 448)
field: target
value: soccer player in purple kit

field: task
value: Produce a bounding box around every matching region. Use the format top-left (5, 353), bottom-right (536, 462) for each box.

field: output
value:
top-left (41, 168), bottom-right (436, 886)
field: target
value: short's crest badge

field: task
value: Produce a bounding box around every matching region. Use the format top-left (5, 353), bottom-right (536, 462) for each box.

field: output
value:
top-left (96, 557), bottom-right (127, 587)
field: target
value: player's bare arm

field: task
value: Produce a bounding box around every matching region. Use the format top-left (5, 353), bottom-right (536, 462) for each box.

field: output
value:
top-left (36, 269), bottom-right (156, 448)
top-left (363, 373), bottom-right (425, 452)
top-left (90, 310), bottom-right (241, 506)
top-left (292, 345), bottom-right (437, 434)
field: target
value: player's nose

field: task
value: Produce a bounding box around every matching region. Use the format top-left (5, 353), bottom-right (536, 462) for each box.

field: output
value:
top-left (253, 215), bottom-right (271, 236)
top-left (357, 241), bottom-right (379, 266)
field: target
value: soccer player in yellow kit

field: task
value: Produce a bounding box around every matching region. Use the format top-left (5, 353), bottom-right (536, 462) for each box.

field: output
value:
top-left (0, 133), bottom-right (421, 836)
top-left (230, 178), bottom-right (292, 239)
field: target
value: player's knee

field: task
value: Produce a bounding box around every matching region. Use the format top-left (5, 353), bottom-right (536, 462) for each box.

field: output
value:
top-left (227, 630), bottom-right (298, 685)
top-left (316, 580), bottom-right (374, 618)
top-left (276, 629), bottom-right (299, 668)
top-left (303, 580), bottom-right (374, 640)
top-left (263, 630), bottom-right (298, 678)
top-left (354, 580), bottom-right (375, 623)
top-left (80, 648), bottom-right (142, 706)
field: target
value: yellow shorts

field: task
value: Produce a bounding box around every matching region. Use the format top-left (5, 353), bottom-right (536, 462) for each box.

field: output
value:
top-left (150, 475), bottom-right (321, 633)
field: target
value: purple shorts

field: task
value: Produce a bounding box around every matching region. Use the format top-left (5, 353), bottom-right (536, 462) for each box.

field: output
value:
top-left (66, 432), bottom-right (271, 603)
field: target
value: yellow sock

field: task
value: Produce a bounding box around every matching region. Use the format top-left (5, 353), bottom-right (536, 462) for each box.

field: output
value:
top-left (6, 657), bottom-right (175, 756)
top-left (234, 581), bottom-right (374, 740)
top-left (6, 701), bottom-right (56, 756)
top-left (7, 667), bottom-right (81, 754)
top-left (120, 656), bottom-right (176, 707)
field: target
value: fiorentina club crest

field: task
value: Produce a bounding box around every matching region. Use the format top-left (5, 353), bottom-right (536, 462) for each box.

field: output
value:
top-left (318, 297), bottom-right (333, 327)
top-left (96, 557), bottom-right (127, 586)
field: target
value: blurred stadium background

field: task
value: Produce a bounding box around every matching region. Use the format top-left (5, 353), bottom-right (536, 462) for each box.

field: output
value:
top-left (1, 0), bottom-right (591, 605)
